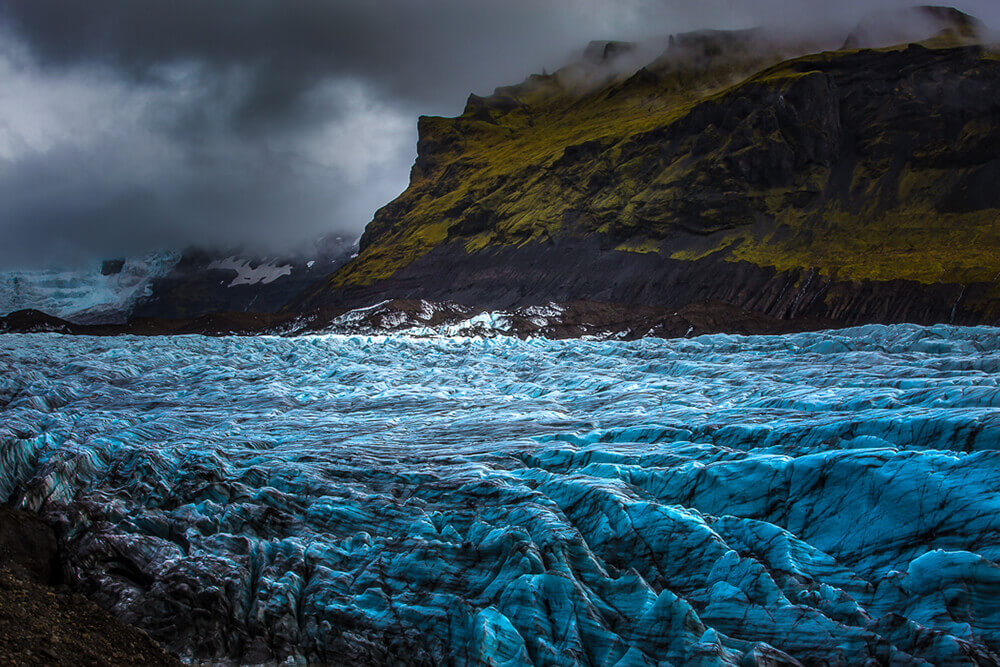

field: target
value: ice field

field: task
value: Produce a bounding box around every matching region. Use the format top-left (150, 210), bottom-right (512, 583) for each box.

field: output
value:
top-left (2, 325), bottom-right (1000, 664)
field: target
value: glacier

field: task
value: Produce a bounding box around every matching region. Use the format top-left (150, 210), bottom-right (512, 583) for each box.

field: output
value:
top-left (2, 325), bottom-right (1000, 665)
top-left (0, 252), bottom-right (180, 324)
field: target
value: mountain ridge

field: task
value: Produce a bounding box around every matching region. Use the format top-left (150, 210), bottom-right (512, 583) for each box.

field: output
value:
top-left (292, 7), bottom-right (1000, 329)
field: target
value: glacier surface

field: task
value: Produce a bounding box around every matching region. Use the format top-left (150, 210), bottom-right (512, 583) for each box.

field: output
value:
top-left (2, 325), bottom-right (1000, 665)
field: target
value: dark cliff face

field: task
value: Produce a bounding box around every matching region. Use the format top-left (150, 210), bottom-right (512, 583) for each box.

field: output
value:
top-left (295, 21), bottom-right (1000, 328)
top-left (296, 239), bottom-right (993, 327)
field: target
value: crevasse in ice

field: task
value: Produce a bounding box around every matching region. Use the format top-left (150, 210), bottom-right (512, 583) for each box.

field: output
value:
top-left (2, 324), bottom-right (1000, 665)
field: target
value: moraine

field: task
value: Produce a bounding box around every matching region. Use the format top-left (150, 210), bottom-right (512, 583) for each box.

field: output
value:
top-left (2, 325), bottom-right (1000, 665)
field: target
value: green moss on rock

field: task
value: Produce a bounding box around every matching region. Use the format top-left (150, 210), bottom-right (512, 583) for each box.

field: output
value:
top-left (327, 35), bottom-right (1000, 293)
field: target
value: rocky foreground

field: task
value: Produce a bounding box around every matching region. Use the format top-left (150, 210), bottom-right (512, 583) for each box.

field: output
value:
top-left (0, 507), bottom-right (178, 666)
top-left (3, 326), bottom-right (1000, 664)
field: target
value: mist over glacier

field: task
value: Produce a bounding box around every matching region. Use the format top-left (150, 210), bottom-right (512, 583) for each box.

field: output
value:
top-left (2, 326), bottom-right (1000, 664)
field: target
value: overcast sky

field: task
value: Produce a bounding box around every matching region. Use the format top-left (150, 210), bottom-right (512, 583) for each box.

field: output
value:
top-left (1, 0), bottom-right (998, 268)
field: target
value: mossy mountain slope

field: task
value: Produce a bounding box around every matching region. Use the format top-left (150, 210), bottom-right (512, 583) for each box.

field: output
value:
top-left (299, 12), bottom-right (1000, 327)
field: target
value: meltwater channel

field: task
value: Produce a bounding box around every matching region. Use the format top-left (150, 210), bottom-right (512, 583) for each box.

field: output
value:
top-left (2, 325), bottom-right (1000, 665)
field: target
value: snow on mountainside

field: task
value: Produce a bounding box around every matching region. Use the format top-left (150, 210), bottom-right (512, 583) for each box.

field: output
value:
top-left (313, 298), bottom-right (828, 339)
top-left (3, 325), bottom-right (1000, 664)
top-left (131, 236), bottom-right (358, 320)
top-left (206, 256), bottom-right (294, 287)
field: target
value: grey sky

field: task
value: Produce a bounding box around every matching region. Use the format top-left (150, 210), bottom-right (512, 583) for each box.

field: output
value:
top-left (1, 0), bottom-right (997, 267)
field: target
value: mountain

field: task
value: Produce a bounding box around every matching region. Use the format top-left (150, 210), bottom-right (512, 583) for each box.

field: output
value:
top-left (294, 7), bottom-right (1000, 329)
top-left (130, 235), bottom-right (356, 320)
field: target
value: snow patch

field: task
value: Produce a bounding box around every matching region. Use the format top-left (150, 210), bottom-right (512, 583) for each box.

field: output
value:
top-left (207, 256), bottom-right (293, 287)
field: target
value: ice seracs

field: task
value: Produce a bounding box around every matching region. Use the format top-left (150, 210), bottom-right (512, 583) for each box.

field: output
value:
top-left (1, 325), bottom-right (1000, 664)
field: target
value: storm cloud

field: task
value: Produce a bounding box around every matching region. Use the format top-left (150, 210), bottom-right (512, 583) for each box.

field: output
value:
top-left (1, 0), bottom-right (998, 267)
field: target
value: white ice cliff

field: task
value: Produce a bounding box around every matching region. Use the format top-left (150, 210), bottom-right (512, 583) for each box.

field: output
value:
top-left (2, 324), bottom-right (1000, 664)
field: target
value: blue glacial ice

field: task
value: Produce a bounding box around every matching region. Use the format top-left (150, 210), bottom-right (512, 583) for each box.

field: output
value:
top-left (0, 251), bottom-right (180, 323)
top-left (2, 324), bottom-right (1000, 664)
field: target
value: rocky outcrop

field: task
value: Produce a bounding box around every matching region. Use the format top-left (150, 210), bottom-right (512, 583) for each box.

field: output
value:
top-left (0, 308), bottom-right (311, 336)
top-left (0, 309), bottom-right (75, 334)
top-left (295, 16), bottom-right (1000, 329)
top-left (100, 258), bottom-right (125, 276)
